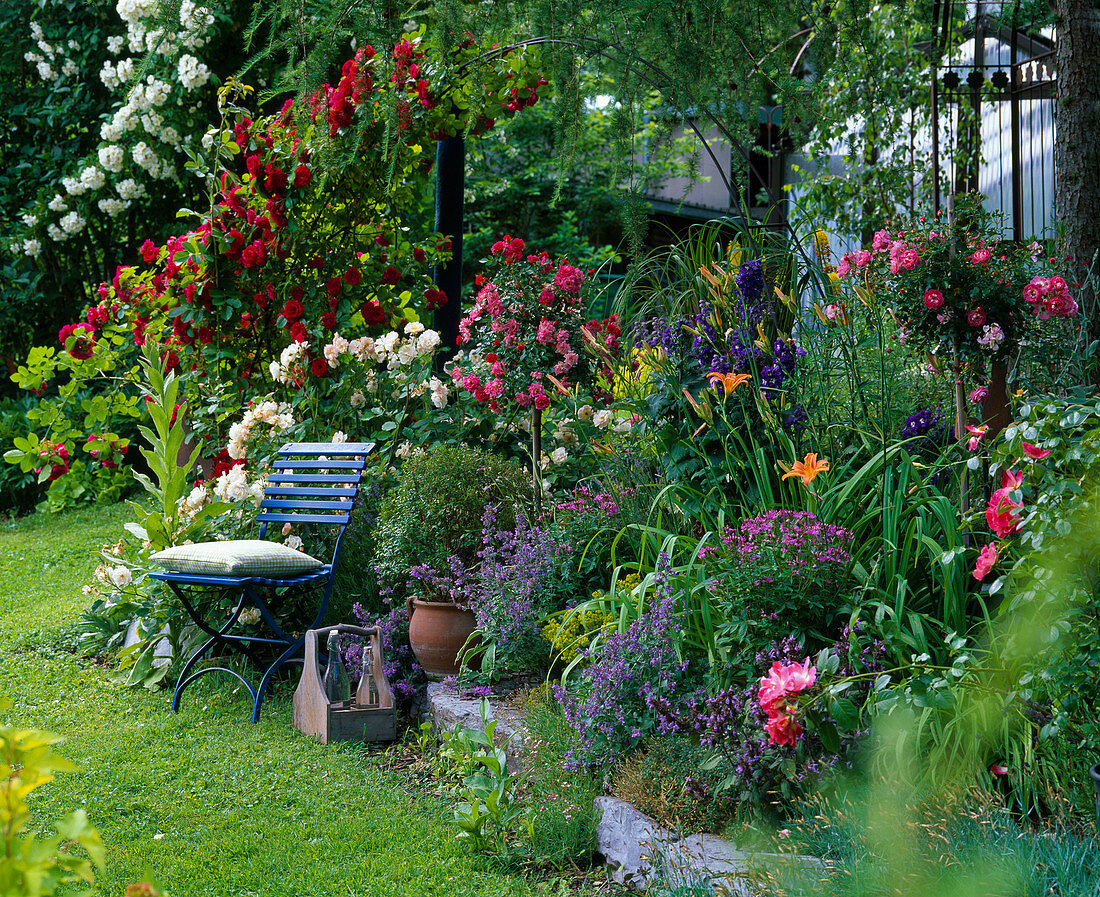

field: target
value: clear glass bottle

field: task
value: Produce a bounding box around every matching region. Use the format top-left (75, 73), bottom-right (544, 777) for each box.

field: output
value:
top-left (322, 630), bottom-right (351, 704)
top-left (358, 641), bottom-right (377, 706)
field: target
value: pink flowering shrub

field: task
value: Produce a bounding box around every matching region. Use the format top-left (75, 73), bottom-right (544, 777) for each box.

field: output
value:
top-left (452, 241), bottom-right (602, 413)
top-left (838, 194), bottom-right (1077, 367)
top-left (698, 510), bottom-right (855, 653)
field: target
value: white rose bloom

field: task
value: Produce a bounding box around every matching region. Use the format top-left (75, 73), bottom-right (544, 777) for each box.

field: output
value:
top-left (62, 59), bottom-right (78, 78)
top-left (396, 342), bottom-right (418, 366)
top-left (47, 194), bottom-right (67, 212)
top-left (132, 141), bottom-right (160, 174)
top-left (404, 321), bottom-right (425, 337)
top-left (116, 178), bottom-right (146, 200)
top-left (593, 409), bottom-right (613, 429)
top-left (108, 565), bottom-right (133, 588)
top-left (378, 331), bottom-right (400, 354)
top-left (62, 176), bottom-right (85, 196)
top-left (107, 35), bottom-right (125, 54)
top-left (23, 239), bottom-right (41, 257)
top-left (98, 144), bottom-right (125, 172)
top-left (416, 329), bottom-right (441, 356)
top-left (576, 404), bottom-right (594, 421)
top-left (177, 54), bottom-right (210, 91)
top-left (285, 535), bottom-right (304, 552)
top-left (100, 61), bottom-right (120, 89)
top-left (159, 126), bottom-right (181, 147)
top-left (115, 57), bottom-right (134, 83)
top-left (612, 417), bottom-right (633, 434)
top-left (551, 446), bottom-right (568, 465)
top-left (429, 377), bottom-right (449, 409)
top-left (30, 22), bottom-right (44, 40)
top-left (21, 213), bottom-right (38, 227)
top-left (201, 129), bottom-right (216, 149)
top-left (97, 198), bottom-right (131, 218)
top-left (47, 224), bottom-right (67, 242)
top-left (350, 389), bottom-right (367, 409)
top-left (331, 431), bottom-right (348, 444)
top-left (59, 211), bottom-right (85, 234)
top-left (36, 61), bottom-right (55, 80)
top-left (268, 361), bottom-right (281, 381)
top-left (363, 370), bottom-right (378, 394)
top-left (80, 166), bottom-right (106, 190)
top-left (395, 441), bottom-right (413, 460)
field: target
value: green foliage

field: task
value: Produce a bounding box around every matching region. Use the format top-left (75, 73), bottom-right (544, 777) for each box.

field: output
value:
top-left (449, 701), bottom-right (532, 862)
top-left (0, 697), bottom-right (104, 896)
top-left (373, 443), bottom-right (530, 603)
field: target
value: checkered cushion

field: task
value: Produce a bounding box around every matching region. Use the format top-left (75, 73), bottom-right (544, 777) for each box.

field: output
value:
top-left (151, 540), bottom-right (323, 577)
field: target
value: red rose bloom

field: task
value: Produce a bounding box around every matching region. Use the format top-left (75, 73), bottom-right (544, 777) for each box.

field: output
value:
top-left (360, 301), bottom-right (386, 326)
top-left (326, 276), bottom-right (342, 297)
top-left (310, 357), bottom-right (328, 377)
top-left (413, 247), bottom-right (426, 264)
top-left (344, 266), bottom-right (362, 286)
top-left (282, 299), bottom-right (304, 321)
top-left (290, 321), bottom-right (309, 342)
top-left (293, 165), bottom-right (312, 188)
top-left (381, 266), bottom-right (401, 285)
top-left (321, 311), bottom-right (336, 330)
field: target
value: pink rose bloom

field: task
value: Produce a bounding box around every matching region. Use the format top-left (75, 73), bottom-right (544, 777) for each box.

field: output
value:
top-left (824, 304), bottom-right (840, 321)
top-left (553, 264), bottom-right (583, 293)
top-left (900, 249), bottom-right (921, 270)
top-left (986, 487), bottom-right (1023, 537)
top-left (872, 229), bottom-right (891, 251)
top-left (968, 385), bottom-right (989, 404)
top-left (965, 423), bottom-right (988, 452)
top-left (836, 256), bottom-right (852, 279)
top-left (973, 543), bottom-right (998, 580)
top-left (515, 391), bottom-right (531, 407)
top-left (937, 310), bottom-right (954, 324)
top-left (923, 288), bottom-right (944, 310)
top-left (969, 247), bottom-right (992, 265)
top-left (485, 378), bottom-right (505, 399)
top-left (1049, 276), bottom-right (1067, 292)
top-left (538, 287), bottom-right (555, 305)
top-left (764, 712), bottom-right (802, 747)
top-left (1001, 468), bottom-right (1024, 490)
top-left (967, 307), bottom-right (986, 327)
top-left (757, 658), bottom-right (817, 713)
top-left (855, 250), bottom-right (872, 269)
top-left (1048, 294), bottom-right (1079, 318)
top-left (1023, 281), bottom-right (1043, 304)
top-left (1022, 441), bottom-right (1051, 460)
top-left (889, 258), bottom-right (901, 275)
top-left (534, 395), bottom-right (550, 410)
top-left (462, 374), bottom-right (481, 391)
top-left (536, 319), bottom-right (557, 344)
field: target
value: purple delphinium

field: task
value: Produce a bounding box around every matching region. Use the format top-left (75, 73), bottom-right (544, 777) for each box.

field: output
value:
top-left (900, 407), bottom-right (942, 440)
top-left (555, 553), bottom-right (696, 770)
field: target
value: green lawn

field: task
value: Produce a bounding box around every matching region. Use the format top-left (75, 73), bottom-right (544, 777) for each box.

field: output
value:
top-left (0, 503), bottom-right (583, 897)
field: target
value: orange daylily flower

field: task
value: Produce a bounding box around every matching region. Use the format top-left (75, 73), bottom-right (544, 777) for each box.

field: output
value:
top-left (707, 371), bottom-right (752, 397)
top-left (780, 453), bottom-right (831, 487)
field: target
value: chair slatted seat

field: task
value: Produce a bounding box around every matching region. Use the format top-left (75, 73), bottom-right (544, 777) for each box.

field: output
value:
top-left (148, 441), bottom-right (374, 722)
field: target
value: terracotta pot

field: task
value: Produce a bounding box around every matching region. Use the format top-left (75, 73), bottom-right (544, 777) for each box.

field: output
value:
top-left (407, 599), bottom-right (478, 680)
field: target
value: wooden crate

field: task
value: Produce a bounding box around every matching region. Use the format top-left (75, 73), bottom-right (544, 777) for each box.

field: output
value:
top-left (293, 624), bottom-right (397, 744)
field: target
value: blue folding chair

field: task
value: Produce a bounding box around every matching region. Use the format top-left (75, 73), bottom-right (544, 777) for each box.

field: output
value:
top-left (149, 441), bottom-right (374, 722)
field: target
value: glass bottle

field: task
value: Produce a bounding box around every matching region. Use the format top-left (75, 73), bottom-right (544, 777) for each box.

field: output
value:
top-left (357, 641), bottom-right (377, 706)
top-left (322, 630), bottom-right (351, 704)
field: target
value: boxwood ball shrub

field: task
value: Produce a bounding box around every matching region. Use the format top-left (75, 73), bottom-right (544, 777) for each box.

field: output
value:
top-left (372, 443), bottom-right (530, 606)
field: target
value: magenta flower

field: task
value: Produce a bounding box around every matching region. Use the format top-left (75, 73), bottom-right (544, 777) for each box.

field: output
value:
top-left (972, 543), bottom-right (998, 580)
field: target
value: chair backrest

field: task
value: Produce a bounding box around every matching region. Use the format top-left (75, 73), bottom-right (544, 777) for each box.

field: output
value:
top-left (257, 442), bottom-right (375, 564)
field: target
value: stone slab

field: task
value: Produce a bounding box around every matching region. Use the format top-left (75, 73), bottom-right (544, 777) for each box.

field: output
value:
top-left (425, 682), bottom-right (525, 774)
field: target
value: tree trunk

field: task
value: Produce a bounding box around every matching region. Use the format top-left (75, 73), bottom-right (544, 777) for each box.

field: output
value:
top-left (1055, 0), bottom-right (1100, 356)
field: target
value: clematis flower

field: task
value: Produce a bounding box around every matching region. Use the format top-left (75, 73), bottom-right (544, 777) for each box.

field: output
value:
top-left (1022, 441), bottom-right (1051, 460)
top-left (780, 453), bottom-right (830, 488)
top-left (972, 543), bottom-right (998, 580)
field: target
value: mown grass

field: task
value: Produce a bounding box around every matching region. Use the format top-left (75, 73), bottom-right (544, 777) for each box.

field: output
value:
top-left (0, 503), bottom-right (590, 896)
